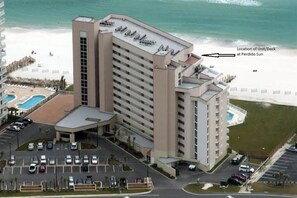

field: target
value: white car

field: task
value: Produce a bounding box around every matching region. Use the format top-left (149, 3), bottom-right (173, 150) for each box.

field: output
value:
top-left (49, 157), bottom-right (56, 165)
top-left (65, 155), bottom-right (72, 164)
top-left (83, 155), bottom-right (89, 164)
top-left (40, 155), bottom-right (47, 164)
top-left (239, 164), bottom-right (255, 173)
top-left (37, 142), bottom-right (44, 150)
top-left (68, 176), bottom-right (74, 188)
top-left (29, 163), bottom-right (37, 174)
top-left (91, 155), bottom-right (98, 164)
top-left (8, 155), bottom-right (15, 166)
top-left (28, 143), bottom-right (34, 151)
top-left (71, 142), bottom-right (78, 150)
top-left (7, 125), bottom-right (20, 132)
top-left (188, 164), bottom-right (196, 171)
top-left (74, 155), bottom-right (81, 164)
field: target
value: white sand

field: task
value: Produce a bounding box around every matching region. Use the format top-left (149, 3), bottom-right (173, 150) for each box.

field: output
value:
top-left (5, 28), bottom-right (73, 84)
top-left (4, 28), bottom-right (297, 106)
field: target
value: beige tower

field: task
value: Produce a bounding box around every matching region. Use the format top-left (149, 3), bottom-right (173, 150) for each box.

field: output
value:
top-left (72, 14), bottom-right (229, 171)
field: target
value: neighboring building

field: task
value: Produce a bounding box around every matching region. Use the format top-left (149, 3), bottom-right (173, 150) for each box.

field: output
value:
top-left (67, 14), bottom-right (229, 171)
top-left (0, 0), bottom-right (7, 125)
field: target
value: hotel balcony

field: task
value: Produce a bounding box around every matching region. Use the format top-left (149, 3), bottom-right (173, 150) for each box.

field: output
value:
top-left (0, 59), bottom-right (6, 66)
top-left (0, 1), bottom-right (4, 9)
top-left (0, 51), bottom-right (5, 58)
top-left (0, 10), bottom-right (4, 18)
top-left (0, 42), bottom-right (5, 49)
top-left (0, 66), bottom-right (6, 75)
top-left (0, 34), bottom-right (5, 41)
top-left (0, 75), bottom-right (6, 84)
top-left (0, 18), bottom-right (4, 26)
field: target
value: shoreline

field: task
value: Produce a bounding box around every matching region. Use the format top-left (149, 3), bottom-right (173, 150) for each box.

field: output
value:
top-left (4, 27), bottom-right (297, 106)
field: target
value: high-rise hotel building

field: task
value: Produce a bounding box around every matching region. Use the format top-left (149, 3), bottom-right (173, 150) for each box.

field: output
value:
top-left (0, 0), bottom-right (7, 125)
top-left (72, 14), bottom-right (229, 171)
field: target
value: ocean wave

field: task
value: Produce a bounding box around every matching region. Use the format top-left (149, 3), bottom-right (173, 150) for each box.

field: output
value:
top-left (177, 0), bottom-right (262, 7)
top-left (205, 0), bottom-right (262, 6)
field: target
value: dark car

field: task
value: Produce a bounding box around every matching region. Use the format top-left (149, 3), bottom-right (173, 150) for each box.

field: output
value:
top-left (18, 117), bottom-right (33, 125)
top-left (39, 164), bottom-right (46, 173)
top-left (76, 178), bottom-right (84, 185)
top-left (231, 173), bottom-right (246, 182)
top-left (119, 177), bottom-right (127, 188)
top-left (46, 141), bottom-right (53, 149)
top-left (85, 176), bottom-right (93, 184)
top-left (228, 177), bottom-right (243, 186)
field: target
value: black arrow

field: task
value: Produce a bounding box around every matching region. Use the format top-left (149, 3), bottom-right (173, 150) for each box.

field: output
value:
top-left (201, 53), bottom-right (236, 58)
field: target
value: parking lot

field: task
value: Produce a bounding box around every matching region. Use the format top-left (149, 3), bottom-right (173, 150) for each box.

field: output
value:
top-left (0, 129), bottom-right (18, 146)
top-left (259, 150), bottom-right (297, 182)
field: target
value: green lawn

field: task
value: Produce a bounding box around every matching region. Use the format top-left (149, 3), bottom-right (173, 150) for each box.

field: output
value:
top-left (229, 100), bottom-right (297, 159)
top-left (252, 182), bottom-right (297, 195)
top-left (184, 183), bottom-right (240, 193)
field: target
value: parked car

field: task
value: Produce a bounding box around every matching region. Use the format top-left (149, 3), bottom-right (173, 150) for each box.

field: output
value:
top-left (11, 122), bottom-right (25, 129)
top-left (85, 176), bottom-right (93, 184)
top-left (76, 178), bottom-right (84, 184)
top-left (7, 125), bottom-right (20, 132)
top-left (227, 177), bottom-right (243, 185)
top-left (18, 117), bottom-right (33, 125)
top-left (29, 163), bottom-right (37, 174)
top-left (39, 164), bottom-right (46, 173)
top-left (91, 155), bottom-right (98, 164)
top-left (46, 141), bottom-right (53, 149)
top-left (239, 164), bottom-right (255, 173)
top-left (71, 142), bottom-right (78, 150)
top-left (65, 155), bottom-right (72, 164)
top-left (74, 155), bottom-right (81, 164)
top-left (188, 164), bottom-right (196, 171)
top-left (27, 143), bottom-right (34, 151)
top-left (40, 155), bottom-right (47, 164)
top-left (109, 176), bottom-right (117, 187)
top-left (231, 173), bottom-right (247, 182)
top-left (83, 155), bottom-right (89, 164)
top-left (32, 156), bottom-right (39, 165)
top-left (68, 176), bottom-right (74, 188)
top-left (49, 157), bottom-right (56, 165)
top-left (119, 177), bottom-right (127, 188)
top-left (286, 144), bottom-right (297, 153)
top-left (37, 142), bottom-right (44, 150)
top-left (231, 154), bottom-right (245, 165)
top-left (8, 155), bottom-right (15, 166)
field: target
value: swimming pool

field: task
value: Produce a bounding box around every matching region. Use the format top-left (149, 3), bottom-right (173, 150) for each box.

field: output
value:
top-left (227, 112), bottom-right (234, 122)
top-left (4, 94), bottom-right (16, 103)
top-left (17, 95), bottom-right (46, 110)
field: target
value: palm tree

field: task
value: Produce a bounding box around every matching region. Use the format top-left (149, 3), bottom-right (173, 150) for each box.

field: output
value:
top-left (132, 137), bottom-right (136, 151)
top-left (272, 171), bottom-right (290, 186)
top-left (127, 136), bottom-right (131, 151)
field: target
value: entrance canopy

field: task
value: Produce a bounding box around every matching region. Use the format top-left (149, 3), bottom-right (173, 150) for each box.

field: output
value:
top-left (55, 106), bottom-right (115, 133)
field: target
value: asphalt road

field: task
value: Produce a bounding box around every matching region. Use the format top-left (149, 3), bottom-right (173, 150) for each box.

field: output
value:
top-left (0, 123), bottom-right (296, 198)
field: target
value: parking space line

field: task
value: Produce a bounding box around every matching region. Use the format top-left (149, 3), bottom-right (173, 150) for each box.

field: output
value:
top-left (96, 165), bottom-right (98, 173)
top-left (4, 133), bottom-right (15, 137)
top-left (113, 165), bottom-right (115, 172)
top-left (105, 165), bottom-right (106, 172)
top-left (63, 166), bottom-right (64, 173)
top-left (71, 165), bottom-right (73, 173)
top-left (20, 167), bottom-right (22, 175)
top-left (12, 167), bottom-right (14, 175)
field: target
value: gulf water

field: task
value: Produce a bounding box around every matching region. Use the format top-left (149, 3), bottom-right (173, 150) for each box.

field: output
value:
top-left (4, 0), bottom-right (297, 48)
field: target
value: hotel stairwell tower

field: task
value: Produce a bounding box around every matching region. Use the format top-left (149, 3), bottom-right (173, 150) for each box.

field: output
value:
top-left (0, 0), bottom-right (7, 125)
top-left (72, 15), bottom-right (229, 171)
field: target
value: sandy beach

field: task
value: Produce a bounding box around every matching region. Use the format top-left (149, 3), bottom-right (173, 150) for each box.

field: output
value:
top-left (4, 28), bottom-right (297, 106)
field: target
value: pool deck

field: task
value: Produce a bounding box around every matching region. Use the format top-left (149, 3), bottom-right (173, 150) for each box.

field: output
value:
top-left (27, 93), bottom-right (75, 125)
top-left (5, 85), bottom-right (55, 111)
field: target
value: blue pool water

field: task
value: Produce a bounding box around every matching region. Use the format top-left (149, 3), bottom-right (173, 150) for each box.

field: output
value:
top-left (227, 112), bottom-right (234, 122)
top-left (17, 95), bottom-right (46, 110)
top-left (4, 95), bottom-right (16, 103)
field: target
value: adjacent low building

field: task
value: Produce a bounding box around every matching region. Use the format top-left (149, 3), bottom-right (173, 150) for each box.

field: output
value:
top-left (56, 14), bottom-right (229, 172)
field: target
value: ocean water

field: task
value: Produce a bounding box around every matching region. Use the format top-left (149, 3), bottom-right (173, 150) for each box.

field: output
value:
top-left (4, 0), bottom-right (297, 48)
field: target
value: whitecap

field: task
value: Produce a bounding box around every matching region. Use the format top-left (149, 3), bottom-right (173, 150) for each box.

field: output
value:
top-left (205, 0), bottom-right (262, 7)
